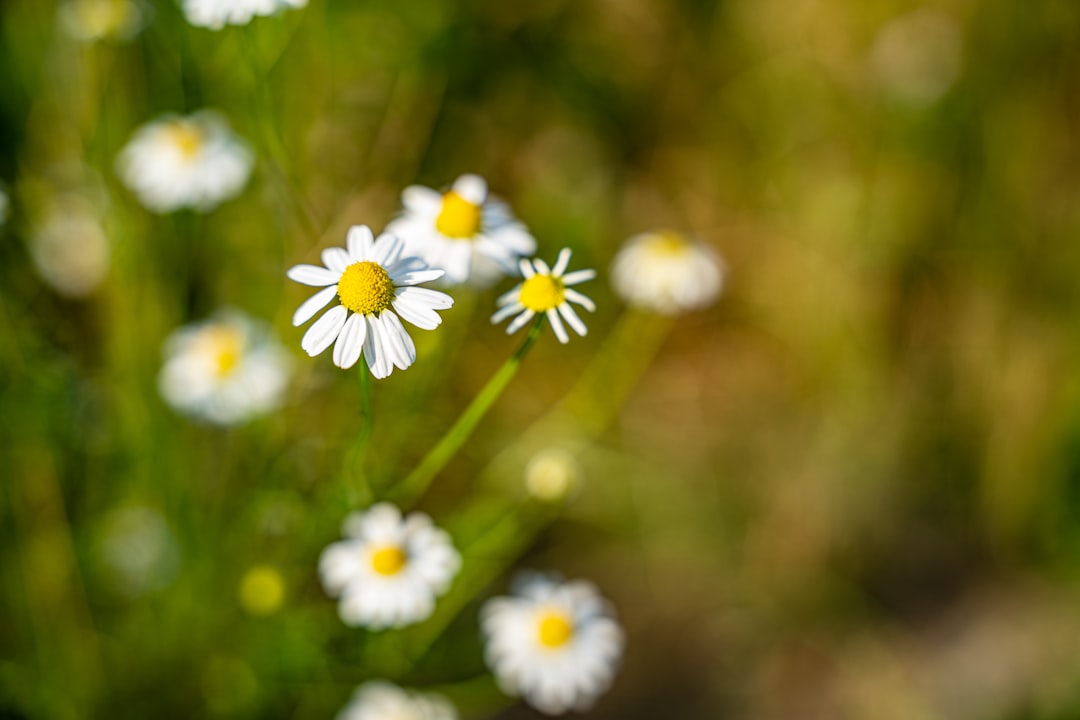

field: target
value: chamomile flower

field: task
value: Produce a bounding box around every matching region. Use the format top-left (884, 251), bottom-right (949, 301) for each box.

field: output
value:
top-left (117, 111), bottom-right (253, 213)
top-left (183, 0), bottom-right (307, 29)
top-left (491, 248), bottom-right (596, 344)
top-left (481, 573), bottom-right (625, 715)
top-left (337, 682), bottom-right (457, 720)
top-left (158, 310), bottom-right (291, 426)
top-left (319, 503), bottom-right (461, 629)
top-left (386, 174), bottom-right (536, 287)
top-left (287, 226), bottom-right (453, 379)
top-left (610, 230), bottom-right (724, 314)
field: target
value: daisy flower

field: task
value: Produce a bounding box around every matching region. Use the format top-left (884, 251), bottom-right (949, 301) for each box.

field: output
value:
top-left (385, 174), bottom-right (536, 287)
top-left (116, 111), bottom-right (253, 213)
top-left (319, 503), bottom-right (461, 629)
top-left (183, 0), bottom-right (307, 29)
top-left (287, 226), bottom-right (453, 379)
top-left (158, 310), bottom-right (291, 426)
top-left (336, 681), bottom-right (457, 720)
top-left (481, 573), bottom-right (625, 715)
top-left (610, 230), bottom-right (724, 314)
top-left (491, 248), bottom-right (596, 344)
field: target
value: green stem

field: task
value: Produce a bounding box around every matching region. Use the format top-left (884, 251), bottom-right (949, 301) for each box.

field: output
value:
top-left (344, 365), bottom-right (375, 506)
top-left (389, 317), bottom-right (545, 506)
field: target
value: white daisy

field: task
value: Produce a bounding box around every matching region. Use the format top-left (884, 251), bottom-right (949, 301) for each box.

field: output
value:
top-left (319, 503), bottom-right (461, 629)
top-left (481, 573), bottom-right (625, 715)
top-left (158, 309), bottom-right (291, 426)
top-left (183, 0), bottom-right (307, 30)
top-left (116, 111), bottom-right (253, 213)
top-left (59, 0), bottom-right (147, 42)
top-left (491, 248), bottom-right (596, 344)
top-left (336, 681), bottom-right (457, 720)
top-left (385, 174), bottom-right (536, 287)
top-left (287, 226), bottom-right (453, 379)
top-left (610, 230), bottom-right (724, 315)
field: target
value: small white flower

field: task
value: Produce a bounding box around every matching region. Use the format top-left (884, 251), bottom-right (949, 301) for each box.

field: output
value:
top-left (287, 226), bottom-right (453, 379)
top-left (336, 681), bottom-right (457, 720)
top-left (386, 174), bottom-right (536, 287)
top-left (491, 248), bottom-right (596, 344)
top-left (319, 503), bottom-right (461, 629)
top-left (183, 0), bottom-right (307, 30)
top-left (610, 230), bottom-right (724, 314)
top-left (481, 573), bottom-right (625, 715)
top-left (30, 194), bottom-right (110, 298)
top-left (59, 0), bottom-right (147, 42)
top-left (159, 310), bottom-right (291, 426)
top-left (117, 111), bottom-right (253, 213)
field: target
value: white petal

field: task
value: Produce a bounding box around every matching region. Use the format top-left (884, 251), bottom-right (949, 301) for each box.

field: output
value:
top-left (519, 259), bottom-right (535, 278)
top-left (301, 306), bottom-right (348, 356)
top-left (332, 313), bottom-right (367, 369)
top-left (380, 311), bottom-right (416, 370)
top-left (287, 264), bottom-right (339, 287)
top-left (561, 269), bottom-right (596, 286)
top-left (547, 308), bottom-right (569, 343)
top-left (390, 269), bottom-right (444, 286)
top-left (564, 288), bottom-right (596, 312)
top-left (394, 286), bottom-right (454, 310)
top-left (552, 247), bottom-right (572, 275)
top-left (491, 302), bottom-right (522, 323)
top-left (321, 247), bottom-right (351, 273)
top-left (401, 185), bottom-right (442, 214)
top-left (371, 234), bottom-right (402, 267)
top-left (364, 315), bottom-right (391, 379)
top-left (393, 297), bottom-right (442, 330)
top-left (453, 174), bottom-right (487, 204)
top-left (506, 309), bottom-right (535, 334)
top-left (346, 225), bottom-right (375, 262)
top-left (533, 258), bottom-right (551, 275)
top-left (557, 302), bottom-right (588, 336)
top-left (292, 285), bottom-right (339, 326)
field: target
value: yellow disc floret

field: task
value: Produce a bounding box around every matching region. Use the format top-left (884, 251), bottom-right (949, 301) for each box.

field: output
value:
top-left (519, 274), bottom-right (566, 312)
top-left (435, 191), bottom-right (482, 238)
top-left (370, 545), bottom-right (407, 576)
top-left (644, 230), bottom-right (690, 256)
top-left (194, 325), bottom-right (244, 378)
top-left (337, 261), bottom-right (396, 315)
top-left (537, 609), bottom-right (574, 648)
top-left (165, 121), bottom-right (205, 160)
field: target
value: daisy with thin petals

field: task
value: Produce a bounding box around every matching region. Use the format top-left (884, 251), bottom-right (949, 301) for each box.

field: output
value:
top-left (117, 111), bottom-right (253, 213)
top-left (337, 681), bottom-right (457, 720)
top-left (158, 309), bottom-right (291, 426)
top-left (481, 573), bottom-right (625, 715)
top-left (491, 248), bottom-right (596, 344)
top-left (610, 230), bottom-right (724, 314)
top-left (386, 174), bottom-right (536, 287)
top-left (319, 503), bottom-right (461, 629)
top-left (183, 0), bottom-right (307, 30)
top-left (287, 226), bottom-right (453, 379)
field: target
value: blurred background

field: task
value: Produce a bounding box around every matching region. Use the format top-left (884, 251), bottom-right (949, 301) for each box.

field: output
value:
top-left (3, 0), bottom-right (1080, 717)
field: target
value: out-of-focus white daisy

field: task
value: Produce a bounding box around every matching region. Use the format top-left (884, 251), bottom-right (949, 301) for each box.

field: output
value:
top-left (59, 0), bottom-right (147, 42)
top-left (159, 310), bottom-right (291, 426)
top-left (525, 448), bottom-right (582, 502)
top-left (319, 503), bottom-right (460, 629)
top-left (287, 226), bottom-right (453, 378)
top-left (870, 8), bottom-right (963, 105)
top-left (386, 174), bottom-right (536, 287)
top-left (610, 230), bottom-right (724, 314)
top-left (491, 248), bottom-right (596, 344)
top-left (183, 0), bottom-right (307, 30)
top-left (336, 681), bottom-right (457, 720)
top-left (481, 573), bottom-right (624, 715)
top-left (30, 194), bottom-right (111, 298)
top-left (117, 111), bottom-right (253, 213)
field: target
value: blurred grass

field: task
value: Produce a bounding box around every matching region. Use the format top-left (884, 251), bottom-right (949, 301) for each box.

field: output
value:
top-left (3, 0), bottom-right (1080, 718)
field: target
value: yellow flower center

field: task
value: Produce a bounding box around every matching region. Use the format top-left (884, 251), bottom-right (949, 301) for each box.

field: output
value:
top-left (645, 231), bottom-right (690, 256)
top-left (537, 610), bottom-right (574, 648)
top-left (337, 261), bottom-right (396, 315)
top-left (434, 191), bottom-right (481, 238)
top-left (238, 565), bottom-right (286, 617)
top-left (194, 326), bottom-right (244, 378)
top-left (519, 274), bottom-right (565, 312)
top-left (165, 121), bottom-right (205, 160)
top-left (370, 545), bottom-right (407, 576)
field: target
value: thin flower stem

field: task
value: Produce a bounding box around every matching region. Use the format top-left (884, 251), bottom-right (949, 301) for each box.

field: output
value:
top-left (389, 316), bottom-right (545, 506)
top-left (344, 364), bottom-right (375, 506)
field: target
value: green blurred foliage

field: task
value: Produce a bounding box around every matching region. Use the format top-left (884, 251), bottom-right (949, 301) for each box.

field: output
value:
top-left (3, 0), bottom-right (1080, 718)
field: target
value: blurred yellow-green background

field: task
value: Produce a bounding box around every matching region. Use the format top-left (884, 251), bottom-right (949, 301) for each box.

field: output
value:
top-left (4, 0), bottom-right (1080, 717)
